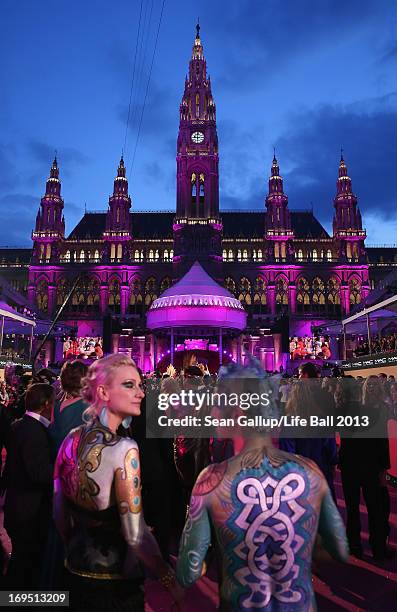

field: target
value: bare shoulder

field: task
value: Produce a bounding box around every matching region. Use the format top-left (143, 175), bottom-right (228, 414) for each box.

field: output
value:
top-left (192, 460), bottom-right (228, 496)
top-left (109, 436), bottom-right (140, 468)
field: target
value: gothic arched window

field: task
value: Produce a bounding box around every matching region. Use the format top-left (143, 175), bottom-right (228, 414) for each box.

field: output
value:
top-left (65, 250), bottom-right (71, 263)
top-left (222, 249), bottom-right (227, 261)
top-left (79, 250), bottom-right (85, 263)
top-left (275, 277), bottom-right (288, 312)
top-left (94, 249), bottom-right (100, 262)
top-left (148, 249), bottom-right (154, 262)
top-left (71, 278), bottom-right (88, 313)
top-left (349, 278), bottom-right (361, 305)
top-left (312, 277), bottom-right (326, 312)
top-left (129, 278), bottom-right (143, 315)
top-left (87, 277), bottom-right (100, 312)
top-left (56, 278), bottom-right (70, 307)
top-left (327, 249), bottom-right (332, 261)
top-left (312, 249), bottom-right (318, 262)
top-left (199, 173), bottom-right (205, 199)
top-left (327, 277), bottom-right (341, 315)
top-left (238, 277), bottom-right (251, 305)
top-left (253, 276), bottom-right (267, 314)
top-left (145, 277), bottom-right (158, 306)
top-left (117, 244), bottom-right (122, 260)
top-left (257, 249), bottom-right (263, 262)
top-left (36, 279), bottom-right (48, 312)
top-left (346, 243), bottom-right (352, 260)
top-left (160, 277), bottom-right (172, 293)
top-left (108, 278), bottom-right (121, 313)
top-left (191, 173), bottom-right (197, 201)
top-left (163, 249), bottom-right (169, 261)
top-left (297, 277), bottom-right (310, 312)
top-left (228, 249), bottom-right (233, 261)
top-left (297, 249), bottom-right (303, 262)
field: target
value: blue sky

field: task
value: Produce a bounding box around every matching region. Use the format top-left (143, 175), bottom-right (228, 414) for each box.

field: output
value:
top-left (1, 0), bottom-right (396, 245)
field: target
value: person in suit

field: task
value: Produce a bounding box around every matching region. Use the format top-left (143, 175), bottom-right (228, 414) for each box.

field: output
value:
top-left (4, 383), bottom-right (54, 589)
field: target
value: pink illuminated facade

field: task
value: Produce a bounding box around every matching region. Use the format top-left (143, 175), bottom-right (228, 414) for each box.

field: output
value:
top-left (24, 25), bottom-right (371, 371)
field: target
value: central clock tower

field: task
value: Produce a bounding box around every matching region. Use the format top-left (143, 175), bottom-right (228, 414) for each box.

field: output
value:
top-left (174, 23), bottom-right (222, 278)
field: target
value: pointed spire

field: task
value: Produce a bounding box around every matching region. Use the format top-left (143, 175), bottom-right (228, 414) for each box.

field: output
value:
top-left (336, 152), bottom-right (353, 195)
top-left (45, 156), bottom-right (61, 197)
top-left (268, 153), bottom-right (283, 194)
top-left (49, 155), bottom-right (59, 180)
top-left (192, 19), bottom-right (204, 59)
top-left (117, 154), bottom-right (126, 179)
top-left (112, 155), bottom-right (128, 196)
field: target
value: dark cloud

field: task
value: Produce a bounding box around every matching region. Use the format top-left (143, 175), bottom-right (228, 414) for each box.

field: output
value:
top-left (276, 94), bottom-right (397, 229)
top-left (204, 0), bottom-right (384, 90)
top-left (0, 193), bottom-right (37, 245)
top-left (28, 140), bottom-right (89, 171)
top-left (0, 144), bottom-right (20, 191)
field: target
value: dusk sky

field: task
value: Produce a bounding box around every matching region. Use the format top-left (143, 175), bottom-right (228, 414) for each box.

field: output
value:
top-left (1, 0), bottom-right (396, 245)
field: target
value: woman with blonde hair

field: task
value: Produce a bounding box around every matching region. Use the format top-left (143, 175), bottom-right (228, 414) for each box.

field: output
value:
top-left (53, 353), bottom-right (183, 610)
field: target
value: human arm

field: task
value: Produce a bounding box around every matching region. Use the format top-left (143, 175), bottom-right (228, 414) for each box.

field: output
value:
top-left (176, 492), bottom-right (212, 587)
top-left (114, 441), bottom-right (184, 602)
top-left (317, 487), bottom-right (349, 561)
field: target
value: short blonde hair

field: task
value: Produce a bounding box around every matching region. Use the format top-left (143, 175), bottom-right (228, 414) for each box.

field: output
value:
top-left (82, 353), bottom-right (137, 424)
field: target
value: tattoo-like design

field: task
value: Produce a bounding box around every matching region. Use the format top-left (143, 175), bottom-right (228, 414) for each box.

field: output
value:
top-left (228, 464), bottom-right (310, 609)
top-left (114, 447), bottom-right (142, 514)
top-left (177, 494), bottom-right (211, 586)
top-left (56, 423), bottom-right (118, 510)
top-left (192, 461), bottom-right (227, 496)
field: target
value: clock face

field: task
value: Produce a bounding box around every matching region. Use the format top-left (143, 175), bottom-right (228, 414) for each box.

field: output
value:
top-left (191, 131), bottom-right (204, 143)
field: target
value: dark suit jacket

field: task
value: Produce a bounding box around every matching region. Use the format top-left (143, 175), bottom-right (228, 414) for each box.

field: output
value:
top-left (4, 414), bottom-right (53, 535)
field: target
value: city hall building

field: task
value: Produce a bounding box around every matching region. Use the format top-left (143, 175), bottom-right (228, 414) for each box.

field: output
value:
top-left (1, 28), bottom-right (396, 371)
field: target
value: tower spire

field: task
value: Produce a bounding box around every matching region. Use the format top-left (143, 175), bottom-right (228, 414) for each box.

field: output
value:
top-left (103, 156), bottom-right (132, 260)
top-left (265, 154), bottom-right (293, 260)
top-left (32, 158), bottom-right (65, 262)
top-left (174, 21), bottom-right (221, 275)
top-left (333, 153), bottom-right (366, 259)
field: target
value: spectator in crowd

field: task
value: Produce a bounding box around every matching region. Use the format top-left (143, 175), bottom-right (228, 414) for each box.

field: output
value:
top-left (40, 360), bottom-right (89, 589)
top-left (4, 384), bottom-right (54, 589)
top-left (279, 362), bottom-right (338, 501)
top-left (53, 354), bottom-right (183, 610)
top-left (48, 360), bottom-right (89, 456)
top-left (176, 358), bottom-right (349, 610)
top-left (0, 381), bottom-right (9, 405)
top-left (338, 375), bottom-right (392, 560)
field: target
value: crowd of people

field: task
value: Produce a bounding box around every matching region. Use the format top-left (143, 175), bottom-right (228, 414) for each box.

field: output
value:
top-left (289, 335), bottom-right (331, 360)
top-left (0, 353), bottom-right (395, 611)
top-left (354, 332), bottom-right (397, 356)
